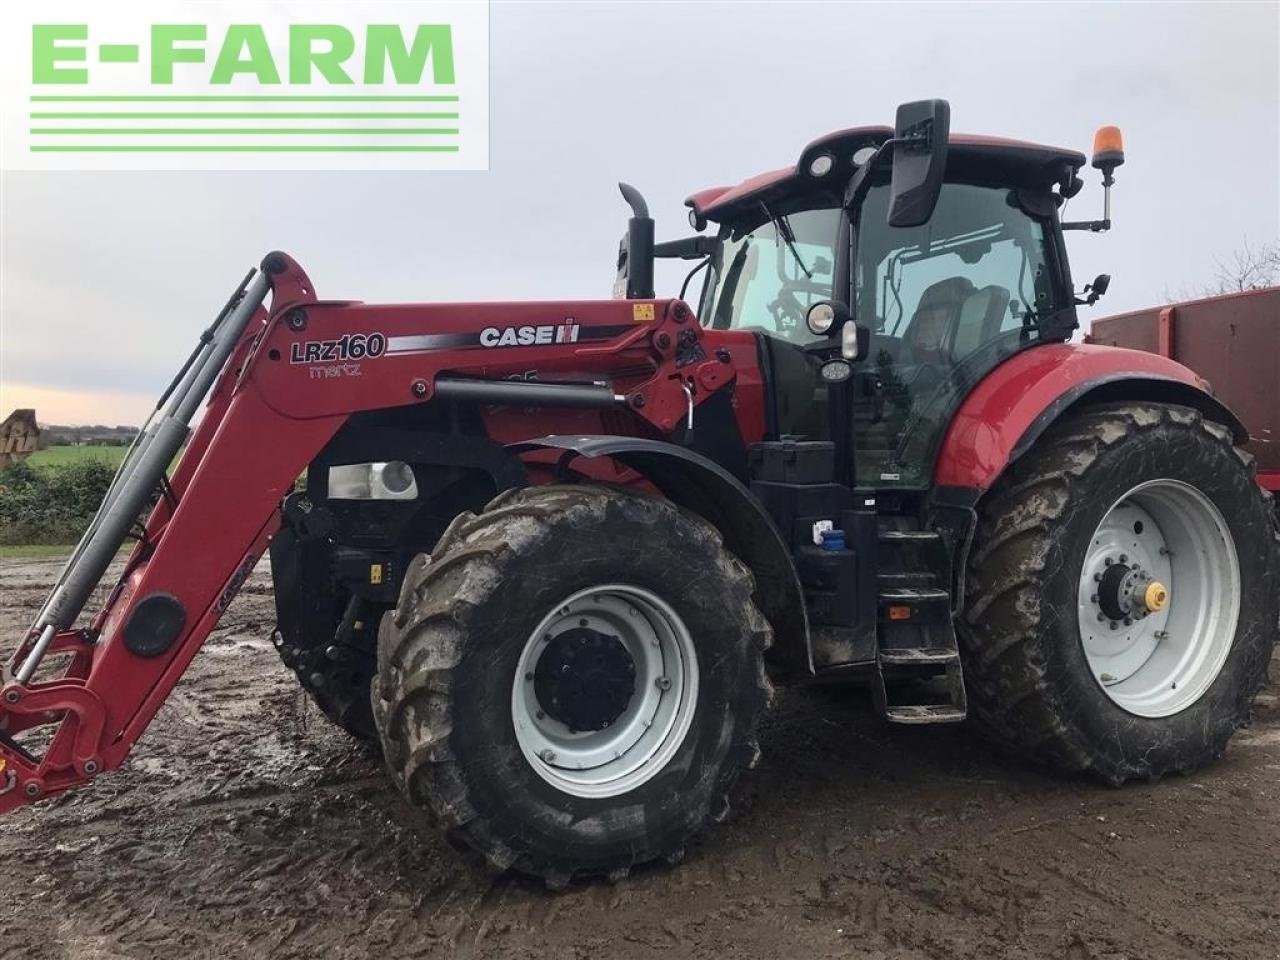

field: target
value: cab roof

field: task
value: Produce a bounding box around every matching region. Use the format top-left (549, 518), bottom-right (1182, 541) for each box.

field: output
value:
top-left (686, 125), bottom-right (1087, 223)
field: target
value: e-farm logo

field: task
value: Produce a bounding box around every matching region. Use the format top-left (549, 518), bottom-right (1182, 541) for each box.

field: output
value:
top-left (0, 2), bottom-right (489, 171)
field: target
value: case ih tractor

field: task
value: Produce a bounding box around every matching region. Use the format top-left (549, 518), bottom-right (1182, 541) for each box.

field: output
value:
top-left (2, 101), bottom-right (1276, 886)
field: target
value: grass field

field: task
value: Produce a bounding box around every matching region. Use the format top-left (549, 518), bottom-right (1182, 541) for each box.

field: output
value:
top-left (0, 544), bottom-right (76, 558)
top-left (26, 445), bottom-right (130, 469)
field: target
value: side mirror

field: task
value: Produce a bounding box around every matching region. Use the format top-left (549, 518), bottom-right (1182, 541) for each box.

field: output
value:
top-left (887, 99), bottom-right (951, 228)
top-left (1077, 273), bottom-right (1111, 306)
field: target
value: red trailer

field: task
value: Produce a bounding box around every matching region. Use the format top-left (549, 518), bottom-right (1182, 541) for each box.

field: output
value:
top-left (1086, 287), bottom-right (1280, 492)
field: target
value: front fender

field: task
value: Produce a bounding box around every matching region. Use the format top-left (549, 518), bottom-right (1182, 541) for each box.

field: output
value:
top-left (934, 342), bottom-right (1247, 498)
top-left (509, 435), bottom-right (811, 674)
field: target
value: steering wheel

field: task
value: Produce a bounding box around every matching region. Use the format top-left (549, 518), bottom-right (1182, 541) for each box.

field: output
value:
top-left (766, 288), bottom-right (808, 333)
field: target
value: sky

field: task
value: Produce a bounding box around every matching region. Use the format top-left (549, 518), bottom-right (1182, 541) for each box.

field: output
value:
top-left (2, 0), bottom-right (1277, 426)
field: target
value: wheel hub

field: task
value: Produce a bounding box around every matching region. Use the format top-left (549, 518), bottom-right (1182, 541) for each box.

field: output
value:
top-left (511, 584), bottom-right (700, 799)
top-left (1076, 480), bottom-right (1239, 717)
top-left (1095, 559), bottom-right (1162, 621)
top-left (534, 628), bottom-right (636, 733)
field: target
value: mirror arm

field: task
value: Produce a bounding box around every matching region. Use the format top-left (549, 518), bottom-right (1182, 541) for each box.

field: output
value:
top-left (1062, 219), bottom-right (1111, 233)
top-left (842, 138), bottom-right (896, 210)
top-left (654, 236), bottom-right (719, 260)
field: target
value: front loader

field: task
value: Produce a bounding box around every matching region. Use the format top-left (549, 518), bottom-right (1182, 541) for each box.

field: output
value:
top-left (3, 100), bottom-right (1276, 886)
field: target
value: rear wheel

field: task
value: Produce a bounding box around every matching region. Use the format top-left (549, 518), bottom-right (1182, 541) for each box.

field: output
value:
top-left (373, 484), bottom-right (773, 884)
top-left (960, 402), bottom-right (1279, 784)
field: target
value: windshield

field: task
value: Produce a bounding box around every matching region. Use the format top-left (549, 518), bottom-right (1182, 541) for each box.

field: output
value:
top-left (701, 207), bottom-right (841, 344)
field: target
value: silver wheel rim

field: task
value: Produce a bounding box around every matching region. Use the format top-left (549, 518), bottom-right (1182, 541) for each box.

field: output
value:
top-left (511, 584), bottom-right (699, 799)
top-left (1077, 479), bottom-right (1240, 718)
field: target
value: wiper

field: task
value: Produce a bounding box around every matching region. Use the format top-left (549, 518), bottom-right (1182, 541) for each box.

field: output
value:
top-left (761, 203), bottom-right (812, 279)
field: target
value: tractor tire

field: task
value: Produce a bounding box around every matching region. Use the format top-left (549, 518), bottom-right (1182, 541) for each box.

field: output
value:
top-left (372, 484), bottom-right (773, 885)
top-left (960, 402), bottom-right (1279, 785)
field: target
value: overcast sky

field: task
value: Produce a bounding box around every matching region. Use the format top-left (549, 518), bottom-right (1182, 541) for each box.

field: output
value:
top-left (2, 0), bottom-right (1277, 425)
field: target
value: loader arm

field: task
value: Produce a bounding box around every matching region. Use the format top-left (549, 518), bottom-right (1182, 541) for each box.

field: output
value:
top-left (0, 252), bottom-right (728, 813)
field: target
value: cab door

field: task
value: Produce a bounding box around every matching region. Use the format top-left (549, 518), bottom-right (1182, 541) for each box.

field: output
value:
top-left (851, 181), bottom-right (1068, 488)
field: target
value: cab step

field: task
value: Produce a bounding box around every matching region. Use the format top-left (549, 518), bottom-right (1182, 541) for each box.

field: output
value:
top-left (878, 529), bottom-right (941, 544)
top-left (878, 586), bottom-right (949, 603)
top-left (884, 704), bottom-right (967, 724)
top-left (878, 647), bottom-right (960, 666)
top-left (872, 522), bottom-right (967, 725)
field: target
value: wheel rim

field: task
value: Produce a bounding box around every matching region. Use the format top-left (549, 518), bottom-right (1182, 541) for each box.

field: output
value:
top-left (1077, 479), bottom-right (1240, 718)
top-left (511, 584), bottom-right (699, 798)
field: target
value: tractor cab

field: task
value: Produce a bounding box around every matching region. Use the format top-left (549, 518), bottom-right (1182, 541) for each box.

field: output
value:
top-left (684, 110), bottom-right (1089, 492)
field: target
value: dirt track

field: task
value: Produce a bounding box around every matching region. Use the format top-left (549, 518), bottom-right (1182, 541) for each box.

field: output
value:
top-left (2, 555), bottom-right (1278, 960)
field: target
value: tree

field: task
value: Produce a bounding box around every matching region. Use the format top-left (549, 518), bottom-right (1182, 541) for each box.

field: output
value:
top-left (1205, 237), bottom-right (1280, 294)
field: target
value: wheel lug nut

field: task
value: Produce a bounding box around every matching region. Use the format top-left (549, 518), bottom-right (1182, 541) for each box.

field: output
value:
top-left (1123, 617), bottom-right (1132, 626)
top-left (1104, 558), bottom-right (1113, 566)
top-left (1119, 554), bottom-right (1128, 563)
top-left (1097, 612), bottom-right (1106, 621)
top-left (1109, 621), bottom-right (1118, 630)
top-left (1090, 594), bottom-right (1098, 603)
top-left (1093, 573), bottom-right (1102, 582)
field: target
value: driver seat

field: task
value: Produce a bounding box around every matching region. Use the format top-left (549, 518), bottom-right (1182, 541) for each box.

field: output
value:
top-left (902, 277), bottom-right (974, 364)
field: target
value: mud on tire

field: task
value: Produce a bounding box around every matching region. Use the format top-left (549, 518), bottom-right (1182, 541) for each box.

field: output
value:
top-left (960, 402), bottom-right (1280, 785)
top-left (372, 484), bottom-right (773, 884)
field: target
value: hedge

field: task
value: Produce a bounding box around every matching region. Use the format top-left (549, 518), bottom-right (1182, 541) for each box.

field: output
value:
top-left (0, 458), bottom-right (117, 546)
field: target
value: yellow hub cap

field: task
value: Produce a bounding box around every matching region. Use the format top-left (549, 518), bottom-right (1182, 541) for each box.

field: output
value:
top-left (1144, 581), bottom-right (1169, 612)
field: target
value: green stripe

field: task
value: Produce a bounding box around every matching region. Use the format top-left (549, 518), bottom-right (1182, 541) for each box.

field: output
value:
top-left (31, 112), bottom-right (458, 119)
top-left (30, 145), bottom-right (461, 152)
top-left (30, 95), bottom-right (459, 102)
top-left (31, 128), bottom-right (460, 135)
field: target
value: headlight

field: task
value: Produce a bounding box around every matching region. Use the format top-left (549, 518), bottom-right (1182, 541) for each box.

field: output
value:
top-left (327, 461), bottom-right (419, 500)
top-left (808, 153), bottom-right (834, 178)
top-left (806, 301), bottom-right (836, 336)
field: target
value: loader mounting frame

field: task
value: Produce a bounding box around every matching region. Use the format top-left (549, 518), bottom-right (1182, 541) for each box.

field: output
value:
top-left (0, 252), bottom-right (733, 813)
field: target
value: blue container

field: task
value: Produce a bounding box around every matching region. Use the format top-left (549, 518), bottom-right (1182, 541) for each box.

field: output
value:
top-left (820, 528), bottom-right (846, 552)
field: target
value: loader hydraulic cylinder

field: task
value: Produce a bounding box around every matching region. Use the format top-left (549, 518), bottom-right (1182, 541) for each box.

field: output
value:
top-left (10, 268), bottom-right (272, 684)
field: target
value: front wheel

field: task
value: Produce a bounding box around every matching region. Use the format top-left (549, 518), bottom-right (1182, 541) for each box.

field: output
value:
top-left (372, 485), bottom-right (773, 885)
top-left (960, 402), bottom-right (1279, 784)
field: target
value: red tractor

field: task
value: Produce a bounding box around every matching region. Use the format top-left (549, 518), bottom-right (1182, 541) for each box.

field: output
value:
top-left (3, 101), bottom-right (1276, 886)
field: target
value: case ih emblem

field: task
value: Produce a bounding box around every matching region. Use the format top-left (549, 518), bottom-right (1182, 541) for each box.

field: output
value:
top-left (480, 321), bottom-right (580, 348)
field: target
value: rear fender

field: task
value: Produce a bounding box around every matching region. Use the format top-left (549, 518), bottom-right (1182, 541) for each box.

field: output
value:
top-left (510, 436), bottom-right (811, 674)
top-left (934, 343), bottom-right (1247, 502)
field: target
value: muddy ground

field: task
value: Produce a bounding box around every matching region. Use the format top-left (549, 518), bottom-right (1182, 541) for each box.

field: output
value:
top-left (2, 556), bottom-right (1278, 960)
